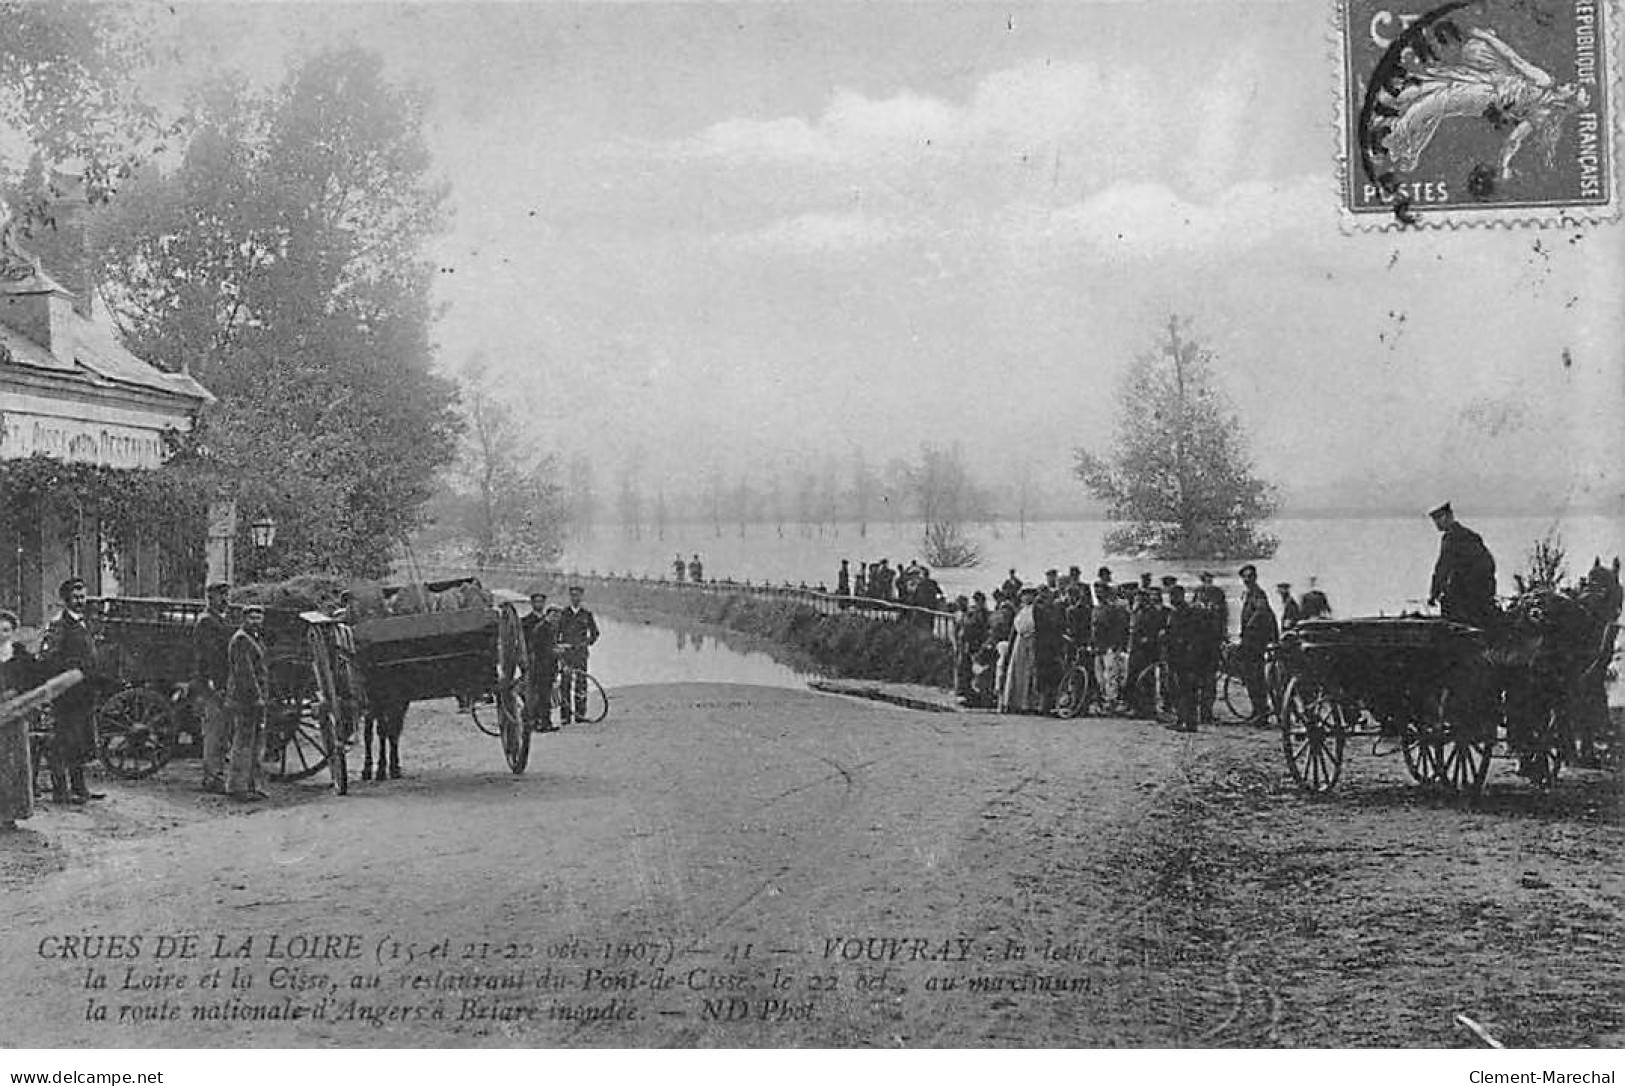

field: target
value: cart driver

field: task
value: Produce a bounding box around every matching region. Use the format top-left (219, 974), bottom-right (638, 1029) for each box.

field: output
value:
top-left (192, 583), bottom-right (234, 794)
top-left (225, 604), bottom-right (269, 802)
top-left (1427, 502), bottom-right (1498, 629)
top-left (555, 586), bottom-right (600, 726)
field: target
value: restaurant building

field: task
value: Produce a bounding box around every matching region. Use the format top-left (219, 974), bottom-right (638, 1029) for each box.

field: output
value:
top-left (0, 202), bottom-right (212, 626)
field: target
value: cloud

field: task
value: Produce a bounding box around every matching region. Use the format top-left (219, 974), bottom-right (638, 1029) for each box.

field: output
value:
top-left (726, 210), bottom-right (913, 254)
top-left (1027, 174), bottom-right (1332, 257)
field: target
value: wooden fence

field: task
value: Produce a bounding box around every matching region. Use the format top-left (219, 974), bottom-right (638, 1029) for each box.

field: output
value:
top-left (410, 563), bottom-right (960, 644)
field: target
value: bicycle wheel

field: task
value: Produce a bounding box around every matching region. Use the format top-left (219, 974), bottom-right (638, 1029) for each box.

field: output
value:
top-left (567, 672), bottom-right (609, 725)
top-left (468, 697), bottom-right (502, 737)
top-left (1055, 667), bottom-right (1086, 719)
top-left (1220, 671), bottom-right (1254, 722)
top-left (1129, 665), bottom-right (1166, 721)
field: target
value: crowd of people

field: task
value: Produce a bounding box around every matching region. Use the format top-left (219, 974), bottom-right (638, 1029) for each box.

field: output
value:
top-left (827, 553), bottom-right (1335, 732)
top-left (947, 565), bottom-right (1331, 730)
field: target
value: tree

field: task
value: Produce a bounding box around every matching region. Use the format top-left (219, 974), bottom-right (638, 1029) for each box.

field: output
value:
top-left (91, 48), bottom-right (460, 578)
top-left (447, 358), bottom-right (564, 567)
top-left (908, 443), bottom-right (985, 568)
top-left (1075, 316), bottom-right (1277, 560)
top-left (616, 452), bottom-right (644, 540)
top-left (0, 4), bottom-right (167, 209)
top-left (566, 455), bottom-right (596, 541)
top-left (731, 473), bottom-right (753, 538)
top-left (850, 448), bottom-right (875, 539)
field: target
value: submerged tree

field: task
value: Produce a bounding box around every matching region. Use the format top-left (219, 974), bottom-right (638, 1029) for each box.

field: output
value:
top-left (449, 358), bottom-right (564, 567)
top-left (1075, 316), bottom-right (1277, 560)
top-left (909, 443), bottom-right (985, 568)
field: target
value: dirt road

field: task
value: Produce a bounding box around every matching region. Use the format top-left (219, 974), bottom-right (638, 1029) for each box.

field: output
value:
top-left (2, 683), bottom-right (1619, 1048)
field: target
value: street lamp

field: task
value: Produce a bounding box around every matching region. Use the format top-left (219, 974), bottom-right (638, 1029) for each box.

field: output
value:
top-left (250, 515), bottom-right (277, 550)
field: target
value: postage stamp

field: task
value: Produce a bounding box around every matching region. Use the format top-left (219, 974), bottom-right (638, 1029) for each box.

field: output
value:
top-left (1340, 0), bottom-right (1619, 227)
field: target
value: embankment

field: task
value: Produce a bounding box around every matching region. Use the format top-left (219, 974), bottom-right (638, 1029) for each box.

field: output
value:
top-left (477, 573), bottom-right (954, 688)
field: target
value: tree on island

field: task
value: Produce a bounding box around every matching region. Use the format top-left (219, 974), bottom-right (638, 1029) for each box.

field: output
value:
top-left (910, 443), bottom-right (986, 568)
top-left (1074, 316), bottom-right (1278, 561)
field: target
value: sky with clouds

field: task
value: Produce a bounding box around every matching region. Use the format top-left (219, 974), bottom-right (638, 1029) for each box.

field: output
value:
top-left (147, 1), bottom-right (1623, 513)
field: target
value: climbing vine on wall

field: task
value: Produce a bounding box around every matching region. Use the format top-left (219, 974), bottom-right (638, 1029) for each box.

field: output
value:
top-left (0, 454), bottom-right (208, 577)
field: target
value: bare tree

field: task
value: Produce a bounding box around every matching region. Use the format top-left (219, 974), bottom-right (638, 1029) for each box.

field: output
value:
top-left (908, 443), bottom-right (986, 568)
top-left (851, 447), bottom-right (875, 539)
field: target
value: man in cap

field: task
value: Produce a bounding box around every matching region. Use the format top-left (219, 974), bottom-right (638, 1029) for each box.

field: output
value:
top-left (1126, 586), bottom-right (1166, 718)
top-left (225, 603), bottom-right (270, 801)
top-left (1276, 583), bottom-right (1303, 630)
top-left (555, 586), bottom-right (600, 725)
top-left (1428, 503), bottom-right (1498, 628)
top-left (39, 578), bottom-right (103, 803)
top-left (1091, 583), bottom-right (1130, 709)
top-left (1193, 571), bottom-right (1229, 634)
top-left (521, 587), bottom-right (558, 731)
top-left (1237, 565), bottom-right (1279, 725)
top-left (1191, 573), bottom-right (1228, 726)
top-left (1160, 585), bottom-right (1207, 732)
top-left (191, 583), bottom-right (234, 794)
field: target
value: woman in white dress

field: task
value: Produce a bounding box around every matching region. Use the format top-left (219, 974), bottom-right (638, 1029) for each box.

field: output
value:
top-left (1000, 588), bottom-right (1039, 713)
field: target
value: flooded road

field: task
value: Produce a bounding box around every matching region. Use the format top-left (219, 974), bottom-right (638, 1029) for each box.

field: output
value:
top-left (588, 616), bottom-right (814, 690)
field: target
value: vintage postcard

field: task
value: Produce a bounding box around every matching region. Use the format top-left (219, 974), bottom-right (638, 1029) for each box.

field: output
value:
top-left (0, 0), bottom-right (1621, 1065)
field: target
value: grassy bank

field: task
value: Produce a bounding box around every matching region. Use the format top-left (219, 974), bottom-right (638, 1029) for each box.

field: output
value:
top-left (514, 577), bottom-right (954, 688)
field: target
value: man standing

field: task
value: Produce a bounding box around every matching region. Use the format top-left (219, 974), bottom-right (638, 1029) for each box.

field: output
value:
top-left (521, 589), bottom-right (557, 731)
top-left (225, 604), bottom-right (270, 802)
top-left (1092, 584), bottom-right (1129, 710)
top-left (556, 586), bottom-right (601, 726)
top-left (1276, 583), bottom-right (1303, 630)
top-left (1161, 585), bottom-right (1204, 732)
top-left (1428, 502), bottom-right (1498, 628)
top-left (1127, 587), bottom-right (1166, 718)
top-left (958, 592), bottom-right (990, 705)
top-left (39, 578), bottom-right (103, 804)
top-left (836, 559), bottom-right (851, 597)
top-left (1193, 572), bottom-right (1229, 638)
top-left (1190, 585), bottom-right (1226, 728)
top-left (191, 583), bottom-right (233, 794)
top-left (1001, 569), bottom-right (1023, 600)
top-left (688, 555), bottom-right (704, 585)
top-left (1238, 565), bottom-right (1279, 725)
top-left (673, 555), bottom-right (686, 583)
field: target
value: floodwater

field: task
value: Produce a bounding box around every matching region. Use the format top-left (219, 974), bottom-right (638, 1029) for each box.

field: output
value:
top-left (590, 615), bottom-right (813, 690)
top-left (564, 513), bottom-right (1623, 621)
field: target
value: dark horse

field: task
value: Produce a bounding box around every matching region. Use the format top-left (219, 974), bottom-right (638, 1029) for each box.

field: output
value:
top-left (1496, 556), bottom-right (1622, 779)
top-left (356, 672), bottom-right (408, 782)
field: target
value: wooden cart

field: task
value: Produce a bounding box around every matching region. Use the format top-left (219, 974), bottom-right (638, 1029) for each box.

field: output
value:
top-left (85, 597), bottom-right (356, 793)
top-left (348, 578), bottom-right (529, 774)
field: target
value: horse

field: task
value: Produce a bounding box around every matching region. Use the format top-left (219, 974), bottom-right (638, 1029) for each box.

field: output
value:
top-left (1496, 556), bottom-right (1621, 777)
top-left (352, 666), bottom-right (408, 782)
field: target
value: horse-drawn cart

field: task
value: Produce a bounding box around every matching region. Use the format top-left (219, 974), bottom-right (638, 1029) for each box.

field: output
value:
top-left (87, 597), bottom-right (356, 793)
top-left (1277, 600), bottom-right (1619, 796)
top-left (347, 577), bottom-right (530, 777)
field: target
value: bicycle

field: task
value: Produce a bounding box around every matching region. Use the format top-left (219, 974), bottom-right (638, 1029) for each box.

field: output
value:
top-left (550, 663), bottom-right (609, 726)
top-left (1054, 652), bottom-right (1104, 719)
top-left (1219, 641), bottom-right (1290, 723)
top-left (1126, 659), bottom-right (1173, 723)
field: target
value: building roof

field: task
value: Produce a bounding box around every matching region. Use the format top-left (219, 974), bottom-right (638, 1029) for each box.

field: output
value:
top-left (0, 291), bottom-right (212, 405)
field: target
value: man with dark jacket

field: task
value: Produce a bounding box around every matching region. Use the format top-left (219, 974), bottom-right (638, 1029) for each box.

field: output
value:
top-left (1238, 565), bottom-right (1279, 724)
top-left (1033, 588), bottom-right (1065, 713)
top-left (1428, 503), bottom-right (1498, 628)
top-left (191, 583), bottom-right (234, 794)
top-left (1276, 583), bottom-right (1303, 630)
top-left (225, 604), bottom-right (270, 801)
top-left (521, 589), bottom-right (558, 731)
top-left (1092, 585), bottom-right (1130, 709)
top-left (555, 586), bottom-right (601, 725)
top-left (1161, 585), bottom-right (1206, 732)
top-left (1127, 588), bottom-right (1166, 718)
top-left (40, 578), bottom-right (102, 804)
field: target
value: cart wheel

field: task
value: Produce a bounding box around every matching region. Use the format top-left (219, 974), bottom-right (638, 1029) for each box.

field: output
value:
top-left (496, 603), bottom-right (529, 773)
top-left (96, 687), bottom-right (174, 779)
top-left (1430, 688), bottom-right (1493, 796)
top-left (1221, 670), bottom-right (1254, 722)
top-left (262, 699), bottom-right (331, 782)
top-left (1279, 677), bottom-right (1346, 793)
top-left (307, 628), bottom-right (348, 795)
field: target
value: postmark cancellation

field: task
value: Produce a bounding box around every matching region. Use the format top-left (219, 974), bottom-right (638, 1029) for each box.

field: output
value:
top-left (1339, 0), bottom-right (1619, 227)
